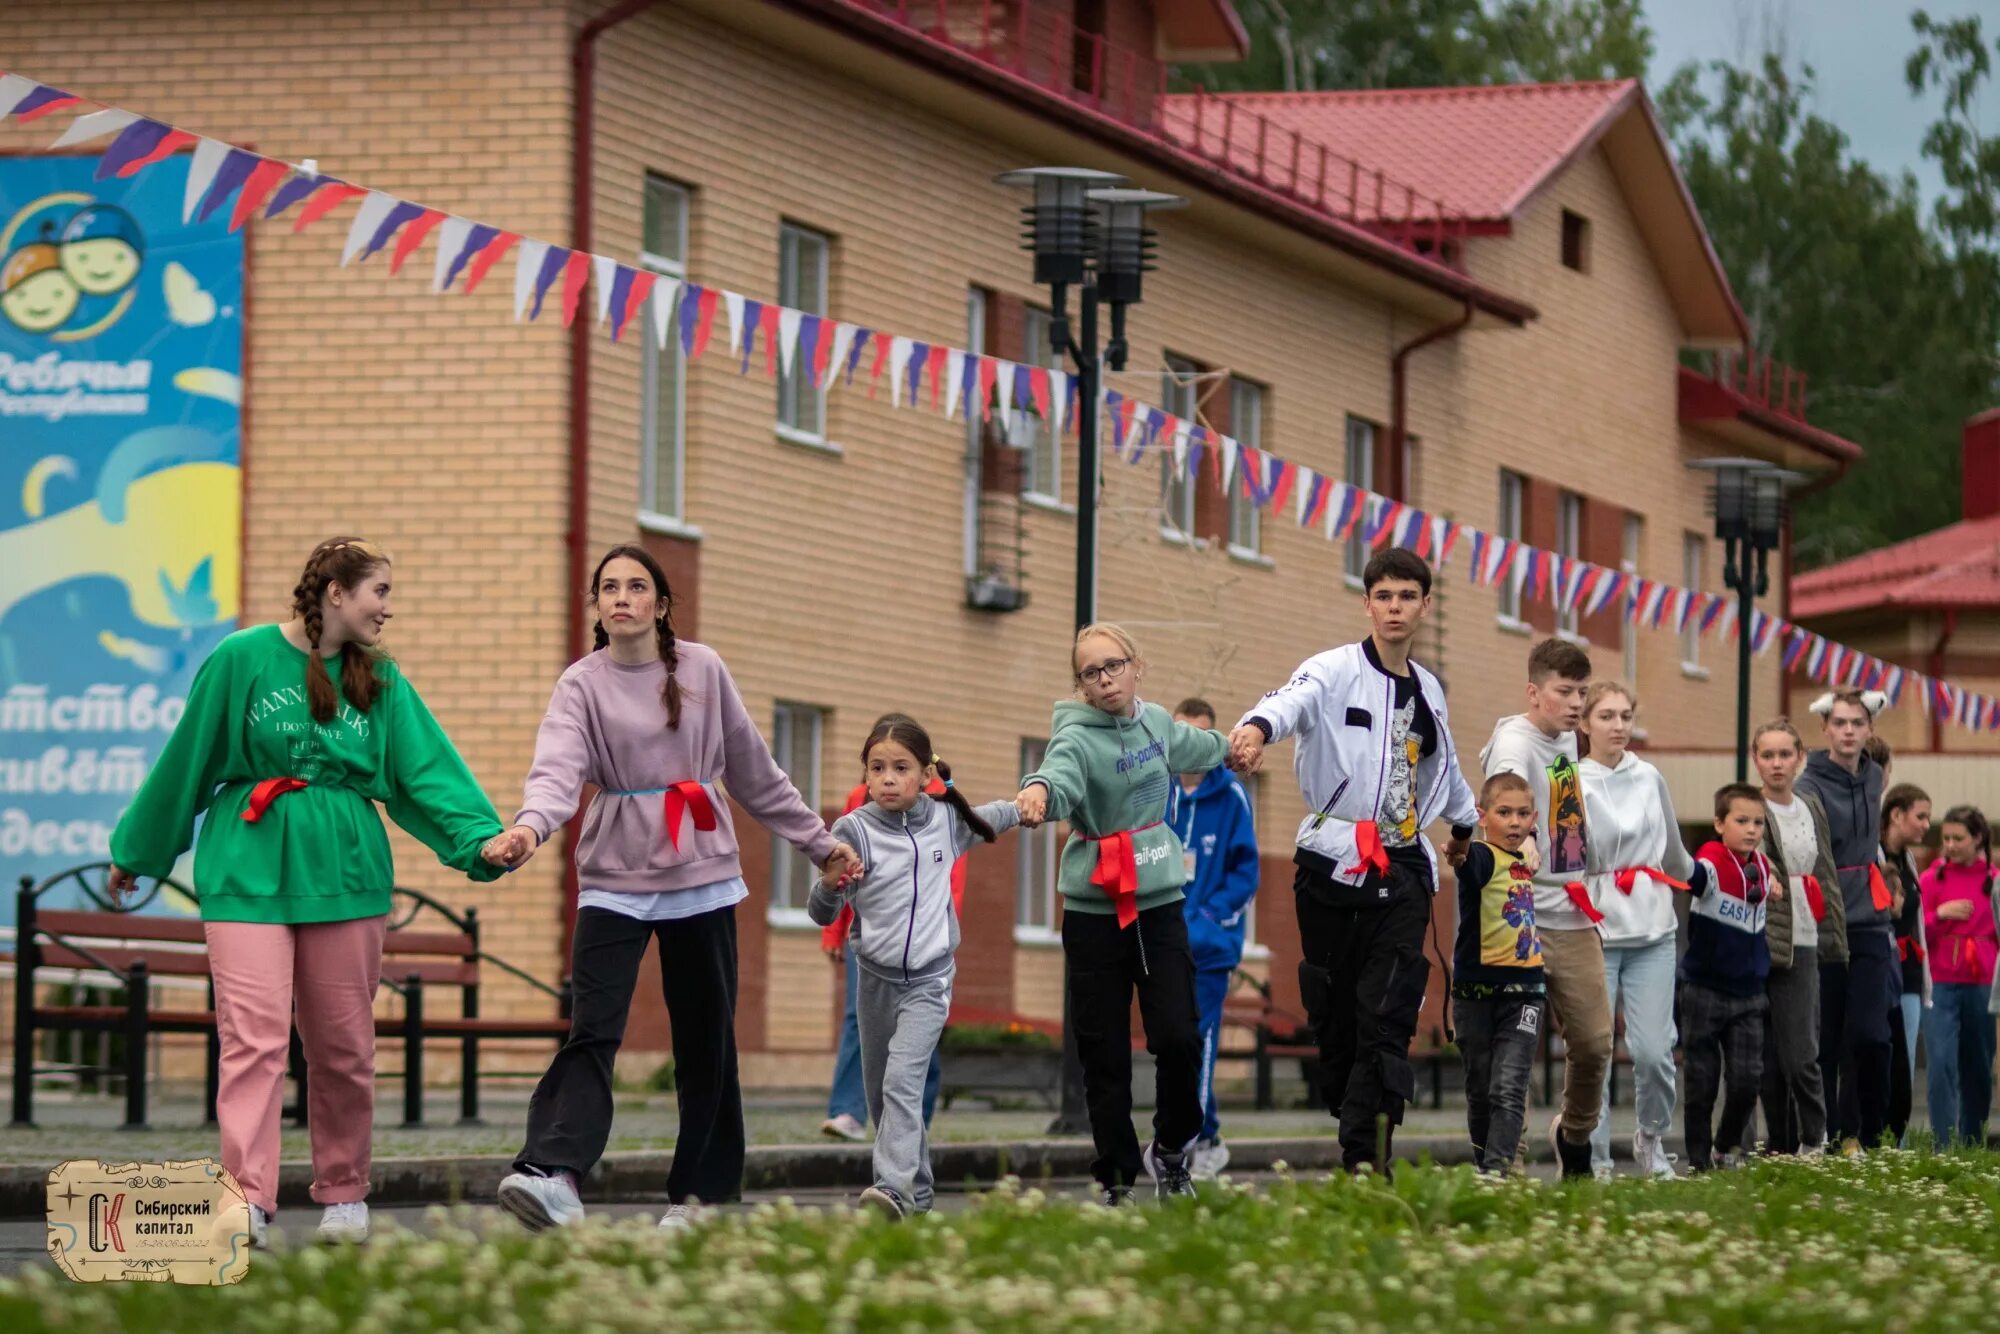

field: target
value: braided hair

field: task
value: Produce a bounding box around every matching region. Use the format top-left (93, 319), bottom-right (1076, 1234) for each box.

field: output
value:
top-left (861, 716), bottom-right (996, 842)
top-left (1941, 804), bottom-right (1993, 866)
top-left (588, 544), bottom-right (682, 729)
top-left (292, 537), bottom-right (389, 723)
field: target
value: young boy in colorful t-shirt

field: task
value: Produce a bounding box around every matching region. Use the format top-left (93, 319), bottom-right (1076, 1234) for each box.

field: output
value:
top-left (1452, 771), bottom-right (1545, 1173)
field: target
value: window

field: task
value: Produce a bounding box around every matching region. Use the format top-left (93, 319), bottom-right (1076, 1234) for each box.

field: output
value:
top-left (1019, 306), bottom-right (1066, 504)
top-left (1556, 490), bottom-right (1583, 639)
top-left (769, 702), bottom-right (824, 916)
top-left (640, 175), bottom-right (689, 525)
top-left (1621, 515), bottom-right (1643, 685)
top-left (776, 224), bottom-right (829, 440)
top-left (1681, 534), bottom-right (1705, 671)
top-left (1226, 378), bottom-right (1266, 558)
top-left (1160, 356), bottom-right (1201, 538)
top-left (1561, 209), bottom-right (1591, 272)
top-left (1497, 469), bottom-right (1525, 623)
top-left (961, 287), bottom-right (987, 579)
top-left (1344, 416), bottom-right (1376, 581)
top-left (1016, 738), bottom-right (1059, 939)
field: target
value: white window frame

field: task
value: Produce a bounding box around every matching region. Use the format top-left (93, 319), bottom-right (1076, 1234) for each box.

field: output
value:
top-left (1226, 378), bottom-right (1268, 564)
top-left (638, 175), bottom-right (692, 535)
top-left (1017, 306), bottom-right (1071, 511)
top-left (1681, 534), bottom-right (1707, 675)
top-left (1556, 490), bottom-right (1584, 641)
top-left (1159, 356), bottom-right (1202, 543)
top-left (1344, 417), bottom-right (1376, 584)
top-left (1015, 738), bottom-right (1061, 944)
top-left (1621, 514), bottom-right (1642, 685)
top-left (775, 223), bottom-right (831, 447)
top-left (768, 701), bottom-right (824, 925)
top-left (1497, 469), bottom-right (1526, 628)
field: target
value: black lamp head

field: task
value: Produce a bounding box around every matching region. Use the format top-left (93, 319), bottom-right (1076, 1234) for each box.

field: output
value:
top-left (994, 167), bottom-right (1127, 287)
top-left (1086, 187), bottom-right (1185, 306)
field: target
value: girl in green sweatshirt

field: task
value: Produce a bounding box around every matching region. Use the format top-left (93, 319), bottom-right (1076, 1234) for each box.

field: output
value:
top-left (108, 538), bottom-right (504, 1247)
top-left (1015, 622), bottom-right (1229, 1205)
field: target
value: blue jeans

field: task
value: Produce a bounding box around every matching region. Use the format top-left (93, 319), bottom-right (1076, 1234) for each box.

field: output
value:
top-left (828, 948), bottom-right (940, 1126)
top-left (1591, 936), bottom-right (1679, 1171)
top-left (1925, 981), bottom-right (1996, 1147)
top-left (1900, 992), bottom-right (1923, 1089)
top-left (1193, 966), bottom-right (1233, 1142)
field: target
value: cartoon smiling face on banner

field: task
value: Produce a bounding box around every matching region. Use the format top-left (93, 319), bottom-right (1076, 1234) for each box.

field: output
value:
top-left (1, 241), bottom-right (81, 333)
top-left (58, 204), bottom-right (144, 296)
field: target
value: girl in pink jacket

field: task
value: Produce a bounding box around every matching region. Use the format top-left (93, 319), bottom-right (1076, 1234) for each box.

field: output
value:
top-left (1920, 805), bottom-right (1997, 1146)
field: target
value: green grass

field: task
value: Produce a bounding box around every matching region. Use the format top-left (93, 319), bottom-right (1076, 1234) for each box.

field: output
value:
top-left (8, 1151), bottom-right (2000, 1330)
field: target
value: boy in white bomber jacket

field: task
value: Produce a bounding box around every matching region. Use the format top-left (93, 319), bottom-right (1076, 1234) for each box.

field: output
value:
top-left (1230, 548), bottom-right (1476, 1175)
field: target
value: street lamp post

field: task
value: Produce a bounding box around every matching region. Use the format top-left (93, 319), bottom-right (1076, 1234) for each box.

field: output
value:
top-left (1689, 458), bottom-right (1795, 781)
top-left (996, 168), bottom-right (1184, 1134)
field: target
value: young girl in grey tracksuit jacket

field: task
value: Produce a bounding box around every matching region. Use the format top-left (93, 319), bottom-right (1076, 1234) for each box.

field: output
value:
top-left (808, 716), bottom-right (1018, 1219)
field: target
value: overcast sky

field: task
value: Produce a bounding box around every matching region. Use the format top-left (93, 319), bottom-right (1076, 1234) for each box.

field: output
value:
top-left (1647, 0), bottom-right (2000, 207)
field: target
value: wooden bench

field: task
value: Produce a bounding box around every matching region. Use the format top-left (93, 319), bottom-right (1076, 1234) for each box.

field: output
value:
top-left (10, 863), bottom-right (572, 1130)
top-left (1217, 970), bottom-right (1318, 1109)
top-left (934, 1005), bottom-right (1064, 1111)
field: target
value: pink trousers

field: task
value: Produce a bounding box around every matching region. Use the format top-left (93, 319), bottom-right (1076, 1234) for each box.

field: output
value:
top-left (204, 916), bottom-right (387, 1214)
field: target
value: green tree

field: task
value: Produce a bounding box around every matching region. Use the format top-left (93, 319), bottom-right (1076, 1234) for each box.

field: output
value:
top-left (1173, 0), bottom-right (1650, 93)
top-left (1661, 49), bottom-right (1999, 564)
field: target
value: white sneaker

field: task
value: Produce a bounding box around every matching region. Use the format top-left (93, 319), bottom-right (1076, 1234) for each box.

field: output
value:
top-left (1591, 1163), bottom-right (1616, 1183)
top-left (821, 1113), bottom-right (868, 1142)
top-left (498, 1169), bottom-right (584, 1233)
top-left (857, 1185), bottom-right (906, 1221)
top-left (246, 1204), bottom-right (269, 1249)
top-left (316, 1202), bottom-right (369, 1243)
top-left (1800, 1138), bottom-right (1829, 1160)
top-left (658, 1202), bottom-right (711, 1231)
top-left (1190, 1138), bottom-right (1231, 1180)
top-left (1634, 1129), bottom-right (1678, 1180)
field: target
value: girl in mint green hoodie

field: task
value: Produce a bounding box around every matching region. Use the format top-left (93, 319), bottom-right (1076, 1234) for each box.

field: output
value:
top-left (1016, 623), bottom-right (1229, 1204)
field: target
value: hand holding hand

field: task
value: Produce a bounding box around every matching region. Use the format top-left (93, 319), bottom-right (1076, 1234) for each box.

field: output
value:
top-left (481, 825), bottom-right (538, 870)
top-left (1444, 836), bottom-right (1470, 868)
top-left (1939, 898), bottom-right (1975, 922)
top-left (1519, 836), bottom-right (1543, 876)
top-left (819, 842), bottom-right (864, 888)
top-left (1015, 785), bottom-right (1047, 828)
top-left (1227, 725), bottom-right (1266, 775)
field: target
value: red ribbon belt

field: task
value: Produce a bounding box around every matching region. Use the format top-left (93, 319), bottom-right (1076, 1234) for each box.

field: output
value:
top-left (1899, 935), bottom-right (1925, 964)
top-left (1089, 821), bottom-right (1163, 930)
top-left (1563, 881), bottom-right (1606, 924)
top-left (1614, 867), bottom-right (1693, 895)
top-left (1343, 820), bottom-right (1390, 881)
top-left (1867, 864), bottom-right (1894, 913)
top-left (1802, 874), bottom-right (1828, 923)
top-left (241, 777), bottom-right (308, 823)
top-left (663, 780), bottom-right (719, 853)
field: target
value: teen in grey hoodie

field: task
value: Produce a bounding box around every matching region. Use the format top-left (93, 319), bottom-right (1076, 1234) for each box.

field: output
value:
top-left (809, 717), bottom-right (1018, 1219)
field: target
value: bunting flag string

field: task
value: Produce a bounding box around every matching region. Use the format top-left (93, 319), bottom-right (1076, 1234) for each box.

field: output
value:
top-left (11, 66), bottom-right (2000, 733)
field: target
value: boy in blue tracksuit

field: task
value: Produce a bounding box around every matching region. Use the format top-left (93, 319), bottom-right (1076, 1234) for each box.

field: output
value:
top-left (1167, 698), bottom-right (1262, 1180)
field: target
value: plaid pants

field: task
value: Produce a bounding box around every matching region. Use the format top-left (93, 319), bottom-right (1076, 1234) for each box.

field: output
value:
top-left (1682, 980), bottom-right (1768, 1169)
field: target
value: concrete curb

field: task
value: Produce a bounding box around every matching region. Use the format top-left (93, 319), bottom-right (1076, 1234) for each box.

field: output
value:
top-left (0, 1134), bottom-right (1482, 1217)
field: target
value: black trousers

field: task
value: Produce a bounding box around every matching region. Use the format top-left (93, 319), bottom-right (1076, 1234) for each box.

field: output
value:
top-left (1294, 861), bottom-right (1433, 1172)
top-left (1759, 950), bottom-right (1826, 1153)
top-left (1824, 931), bottom-right (1896, 1148)
top-left (1457, 993), bottom-right (1543, 1173)
top-left (1063, 902), bottom-right (1205, 1188)
top-left (515, 904), bottom-right (745, 1205)
top-left (1682, 980), bottom-right (1767, 1169)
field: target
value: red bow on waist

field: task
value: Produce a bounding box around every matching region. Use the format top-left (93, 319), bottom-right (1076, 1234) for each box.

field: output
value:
top-left (241, 777), bottom-right (308, 823)
top-left (1614, 867), bottom-right (1693, 895)
top-left (663, 781), bottom-right (719, 853)
top-left (1344, 820), bottom-right (1390, 880)
top-left (1899, 935), bottom-right (1925, 964)
top-left (1867, 864), bottom-right (1895, 913)
top-left (1563, 881), bottom-right (1606, 924)
top-left (1088, 820), bottom-right (1163, 930)
top-left (1802, 874), bottom-right (1828, 922)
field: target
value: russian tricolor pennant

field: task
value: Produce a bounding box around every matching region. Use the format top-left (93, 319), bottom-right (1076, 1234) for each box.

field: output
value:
top-left (1330, 483), bottom-right (1367, 541)
top-left (94, 118), bottom-right (195, 181)
top-left (229, 158), bottom-right (291, 232)
top-left (1369, 498), bottom-right (1404, 549)
top-left (1267, 458), bottom-right (1298, 516)
top-left (1432, 516), bottom-right (1460, 567)
top-left (1299, 469), bottom-right (1330, 527)
top-left (2, 77), bottom-right (81, 122)
top-left (1698, 594), bottom-right (1728, 636)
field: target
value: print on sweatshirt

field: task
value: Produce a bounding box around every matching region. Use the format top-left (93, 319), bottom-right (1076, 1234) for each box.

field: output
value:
top-left (1546, 757), bottom-right (1587, 876)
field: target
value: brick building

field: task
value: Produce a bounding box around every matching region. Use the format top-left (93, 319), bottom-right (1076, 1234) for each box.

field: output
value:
top-left (2, 0), bottom-right (1865, 1089)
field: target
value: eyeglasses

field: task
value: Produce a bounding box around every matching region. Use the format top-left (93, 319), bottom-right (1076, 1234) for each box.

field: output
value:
top-left (1077, 657), bottom-right (1132, 686)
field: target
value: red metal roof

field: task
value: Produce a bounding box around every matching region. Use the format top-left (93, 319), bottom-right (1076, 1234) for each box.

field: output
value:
top-left (1161, 80), bottom-right (1641, 222)
top-left (1791, 515), bottom-right (2000, 618)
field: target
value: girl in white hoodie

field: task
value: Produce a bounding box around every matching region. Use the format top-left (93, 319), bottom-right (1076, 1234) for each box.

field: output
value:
top-left (1579, 681), bottom-right (1705, 1179)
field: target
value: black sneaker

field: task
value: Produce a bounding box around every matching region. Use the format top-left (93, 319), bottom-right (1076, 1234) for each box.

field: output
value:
top-left (1143, 1142), bottom-right (1197, 1200)
top-left (1550, 1113), bottom-right (1593, 1180)
top-left (1099, 1185), bottom-right (1136, 1208)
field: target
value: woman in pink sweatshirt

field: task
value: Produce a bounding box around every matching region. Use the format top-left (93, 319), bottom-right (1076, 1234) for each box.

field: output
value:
top-left (489, 545), bottom-right (860, 1231)
top-left (1920, 804), bottom-right (1997, 1147)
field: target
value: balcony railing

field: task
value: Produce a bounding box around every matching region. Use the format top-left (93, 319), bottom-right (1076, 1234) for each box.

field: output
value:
top-left (1709, 349), bottom-right (1809, 422)
top-left (839, 0), bottom-right (1472, 267)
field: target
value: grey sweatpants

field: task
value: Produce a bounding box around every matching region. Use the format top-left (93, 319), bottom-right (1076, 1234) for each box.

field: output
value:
top-left (856, 962), bottom-right (953, 1212)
